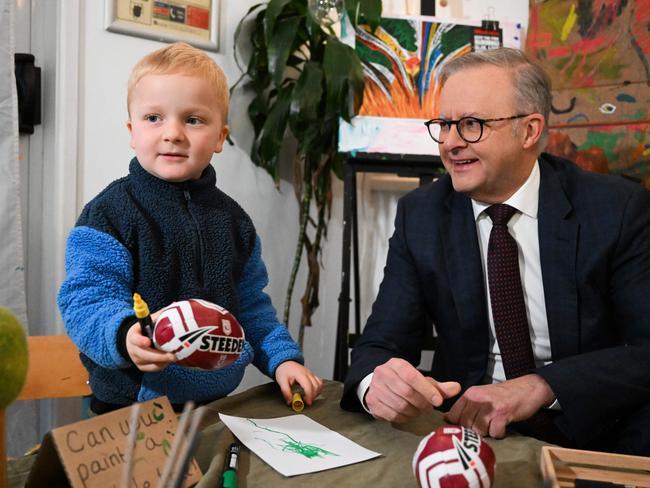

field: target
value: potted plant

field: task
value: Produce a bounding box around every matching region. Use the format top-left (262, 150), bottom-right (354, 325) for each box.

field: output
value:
top-left (233, 0), bottom-right (381, 345)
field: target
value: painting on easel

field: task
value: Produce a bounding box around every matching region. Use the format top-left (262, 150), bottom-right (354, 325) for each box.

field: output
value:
top-left (339, 15), bottom-right (523, 156)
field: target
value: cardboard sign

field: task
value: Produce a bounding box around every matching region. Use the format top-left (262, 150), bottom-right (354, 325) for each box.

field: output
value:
top-left (26, 397), bottom-right (202, 487)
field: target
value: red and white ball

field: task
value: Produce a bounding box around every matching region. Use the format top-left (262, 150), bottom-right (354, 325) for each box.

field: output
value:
top-left (153, 299), bottom-right (245, 370)
top-left (413, 426), bottom-right (496, 488)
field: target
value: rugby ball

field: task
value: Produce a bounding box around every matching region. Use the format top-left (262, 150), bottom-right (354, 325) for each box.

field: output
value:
top-left (153, 299), bottom-right (245, 370)
top-left (413, 426), bottom-right (496, 488)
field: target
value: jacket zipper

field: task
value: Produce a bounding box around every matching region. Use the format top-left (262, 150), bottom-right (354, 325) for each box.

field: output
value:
top-left (184, 190), bottom-right (205, 287)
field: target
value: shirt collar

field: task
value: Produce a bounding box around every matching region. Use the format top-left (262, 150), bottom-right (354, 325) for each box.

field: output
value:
top-left (471, 160), bottom-right (540, 221)
top-left (129, 157), bottom-right (218, 202)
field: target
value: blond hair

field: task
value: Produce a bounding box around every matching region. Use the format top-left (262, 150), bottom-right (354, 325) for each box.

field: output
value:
top-left (127, 42), bottom-right (229, 123)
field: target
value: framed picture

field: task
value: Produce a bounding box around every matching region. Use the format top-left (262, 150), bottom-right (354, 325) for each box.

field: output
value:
top-left (104, 0), bottom-right (221, 52)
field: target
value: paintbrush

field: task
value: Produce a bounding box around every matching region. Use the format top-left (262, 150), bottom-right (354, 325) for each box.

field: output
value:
top-left (121, 402), bottom-right (141, 488)
top-left (157, 401), bottom-right (195, 488)
top-left (169, 406), bottom-right (208, 488)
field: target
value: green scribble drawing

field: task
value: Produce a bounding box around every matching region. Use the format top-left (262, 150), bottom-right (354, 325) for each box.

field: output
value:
top-left (152, 402), bottom-right (165, 421)
top-left (162, 438), bottom-right (172, 456)
top-left (247, 418), bottom-right (338, 459)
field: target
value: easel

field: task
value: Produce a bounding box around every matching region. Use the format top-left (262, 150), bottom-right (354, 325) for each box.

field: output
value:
top-left (333, 153), bottom-right (444, 381)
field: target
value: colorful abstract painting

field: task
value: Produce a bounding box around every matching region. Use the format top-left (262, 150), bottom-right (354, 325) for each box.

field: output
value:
top-left (355, 18), bottom-right (473, 119)
top-left (527, 0), bottom-right (650, 187)
top-left (339, 16), bottom-right (523, 155)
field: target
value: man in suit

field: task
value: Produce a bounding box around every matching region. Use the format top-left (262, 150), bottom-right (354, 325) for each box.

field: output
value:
top-left (341, 48), bottom-right (650, 455)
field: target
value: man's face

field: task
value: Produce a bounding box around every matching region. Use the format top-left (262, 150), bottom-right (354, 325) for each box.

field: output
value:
top-left (437, 65), bottom-right (535, 203)
top-left (127, 73), bottom-right (228, 182)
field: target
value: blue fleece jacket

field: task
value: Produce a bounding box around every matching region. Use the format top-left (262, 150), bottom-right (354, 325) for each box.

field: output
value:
top-left (58, 158), bottom-right (303, 406)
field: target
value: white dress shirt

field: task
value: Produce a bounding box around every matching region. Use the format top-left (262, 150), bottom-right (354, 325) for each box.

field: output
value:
top-left (473, 161), bottom-right (552, 383)
top-left (357, 161), bottom-right (559, 412)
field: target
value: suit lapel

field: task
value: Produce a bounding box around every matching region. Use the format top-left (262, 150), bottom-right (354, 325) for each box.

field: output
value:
top-left (538, 157), bottom-right (580, 360)
top-left (441, 191), bottom-right (489, 385)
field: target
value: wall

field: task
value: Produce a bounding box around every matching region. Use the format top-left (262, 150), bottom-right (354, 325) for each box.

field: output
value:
top-left (79, 1), bottom-right (342, 388)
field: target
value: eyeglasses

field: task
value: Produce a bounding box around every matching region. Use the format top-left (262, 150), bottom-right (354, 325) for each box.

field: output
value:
top-left (424, 114), bottom-right (532, 144)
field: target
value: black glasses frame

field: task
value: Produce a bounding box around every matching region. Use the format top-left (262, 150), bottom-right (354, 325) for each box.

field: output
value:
top-left (424, 113), bottom-right (532, 143)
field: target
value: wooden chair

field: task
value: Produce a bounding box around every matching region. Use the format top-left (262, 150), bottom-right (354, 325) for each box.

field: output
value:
top-left (2, 336), bottom-right (91, 486)
top-left (17, 335), bottom-right (91, 401)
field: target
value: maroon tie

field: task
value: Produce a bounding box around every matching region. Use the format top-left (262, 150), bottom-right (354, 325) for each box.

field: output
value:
top-left (486, 204), bottom-right (536, 379)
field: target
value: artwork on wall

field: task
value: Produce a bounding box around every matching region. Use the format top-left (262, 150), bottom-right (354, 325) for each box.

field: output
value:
top-left (338, 15), bottom-right (523, 156)
top-left (527, 0), bottom-right (650, 187)
top-left (104, 0), bottom-right (220, 52)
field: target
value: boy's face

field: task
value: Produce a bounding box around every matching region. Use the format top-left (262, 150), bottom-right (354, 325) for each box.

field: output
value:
top-left (127, 73), bottom-right (229, 182)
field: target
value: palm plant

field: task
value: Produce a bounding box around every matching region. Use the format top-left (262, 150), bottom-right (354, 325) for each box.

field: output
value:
top-left (233, 0), bottom-right (381, 345)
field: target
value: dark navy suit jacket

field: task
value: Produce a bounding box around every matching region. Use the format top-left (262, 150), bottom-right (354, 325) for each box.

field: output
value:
top-left (341, 153), bottom-right (650, 447)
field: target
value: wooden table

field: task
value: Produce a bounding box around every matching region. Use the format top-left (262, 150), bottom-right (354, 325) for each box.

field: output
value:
top-left (9, 380), bottom-right (548, 487)
top-left (193, 380), bottom-right (547, 487)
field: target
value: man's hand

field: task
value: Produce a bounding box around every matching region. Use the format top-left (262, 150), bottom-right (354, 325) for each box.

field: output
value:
top-left (366, 358), bottom-right (461, 423)
top-left (275, 361), bottom-right (323, 406)
top-left (126, 317), bottom-right (176, 372)
top-left (444, 374), bottom-right (555, 438)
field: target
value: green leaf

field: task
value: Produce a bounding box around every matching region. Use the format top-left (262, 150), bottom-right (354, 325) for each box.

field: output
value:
top-left (290, 63), bottom-right (324, 158)
top-left (295, 126), bottom-right (322, 162)
top-left (245, 10), bottom-right (270, 88)
top-left (290, 62), bottom-right (323, 129)
top-left (323, 36), bottom-right (364, 121)
top-left (264, 0), bottom-right (294, 46)
top-left (246, 45), bottom-right (269, 87)
top-left (344, 0), bottom-right (381, 31)
top-left (305, 13), bottom-right (326, 46)
top-left (248, 92), bottom-right (269, 137)
top-left (257, 85), bottom-right (293, 181)
top-left (360, 0), bottom-right (382, 31)
top-left (268, 15), bottom-right (302, 86)
top-left (344, 0), bottom-right (361, 28)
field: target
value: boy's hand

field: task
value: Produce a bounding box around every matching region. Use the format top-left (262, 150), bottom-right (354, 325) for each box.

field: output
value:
top-left (126, 319), bottom-right (176, 372)
top-left (275, 361), bottom-right (323, 406)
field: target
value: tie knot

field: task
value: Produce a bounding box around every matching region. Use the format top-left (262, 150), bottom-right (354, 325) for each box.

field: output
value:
top-left (486, 204), bottom-right (517, 226)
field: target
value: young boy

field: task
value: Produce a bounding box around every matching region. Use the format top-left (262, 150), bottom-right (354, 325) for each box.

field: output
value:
top-left (58, 43), bottom-right (322, 414)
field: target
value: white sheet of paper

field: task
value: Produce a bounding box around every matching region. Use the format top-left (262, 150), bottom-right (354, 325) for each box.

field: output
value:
top-left (219, 413), bottom-right (382, 477)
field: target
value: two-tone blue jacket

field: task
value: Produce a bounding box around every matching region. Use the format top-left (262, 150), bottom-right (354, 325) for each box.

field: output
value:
top-left (58, 158), bottom-right (303, 408)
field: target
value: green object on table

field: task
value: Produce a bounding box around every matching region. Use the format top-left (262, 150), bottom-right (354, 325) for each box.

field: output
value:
top-left (220, 442), bottom-right (240, 488)
top-left (221, 469), bottom-right (237, 488)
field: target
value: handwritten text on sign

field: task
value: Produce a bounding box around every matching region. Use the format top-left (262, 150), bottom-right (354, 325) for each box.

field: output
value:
top-left (50, 397), bottom-right (201, 488)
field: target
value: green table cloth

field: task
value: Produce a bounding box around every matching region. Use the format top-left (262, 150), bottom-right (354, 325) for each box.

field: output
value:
top-left (193, 380), bottom-right (546, 487)
top-left (9, 380), bottom-right (547, 487)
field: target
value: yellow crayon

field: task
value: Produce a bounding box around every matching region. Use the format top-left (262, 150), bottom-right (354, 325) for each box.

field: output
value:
top-left (291, 391), bottom-right (304, 413)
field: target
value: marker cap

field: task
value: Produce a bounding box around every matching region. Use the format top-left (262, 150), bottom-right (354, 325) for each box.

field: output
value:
top-left (292, 391), bottom-right (304, 413)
